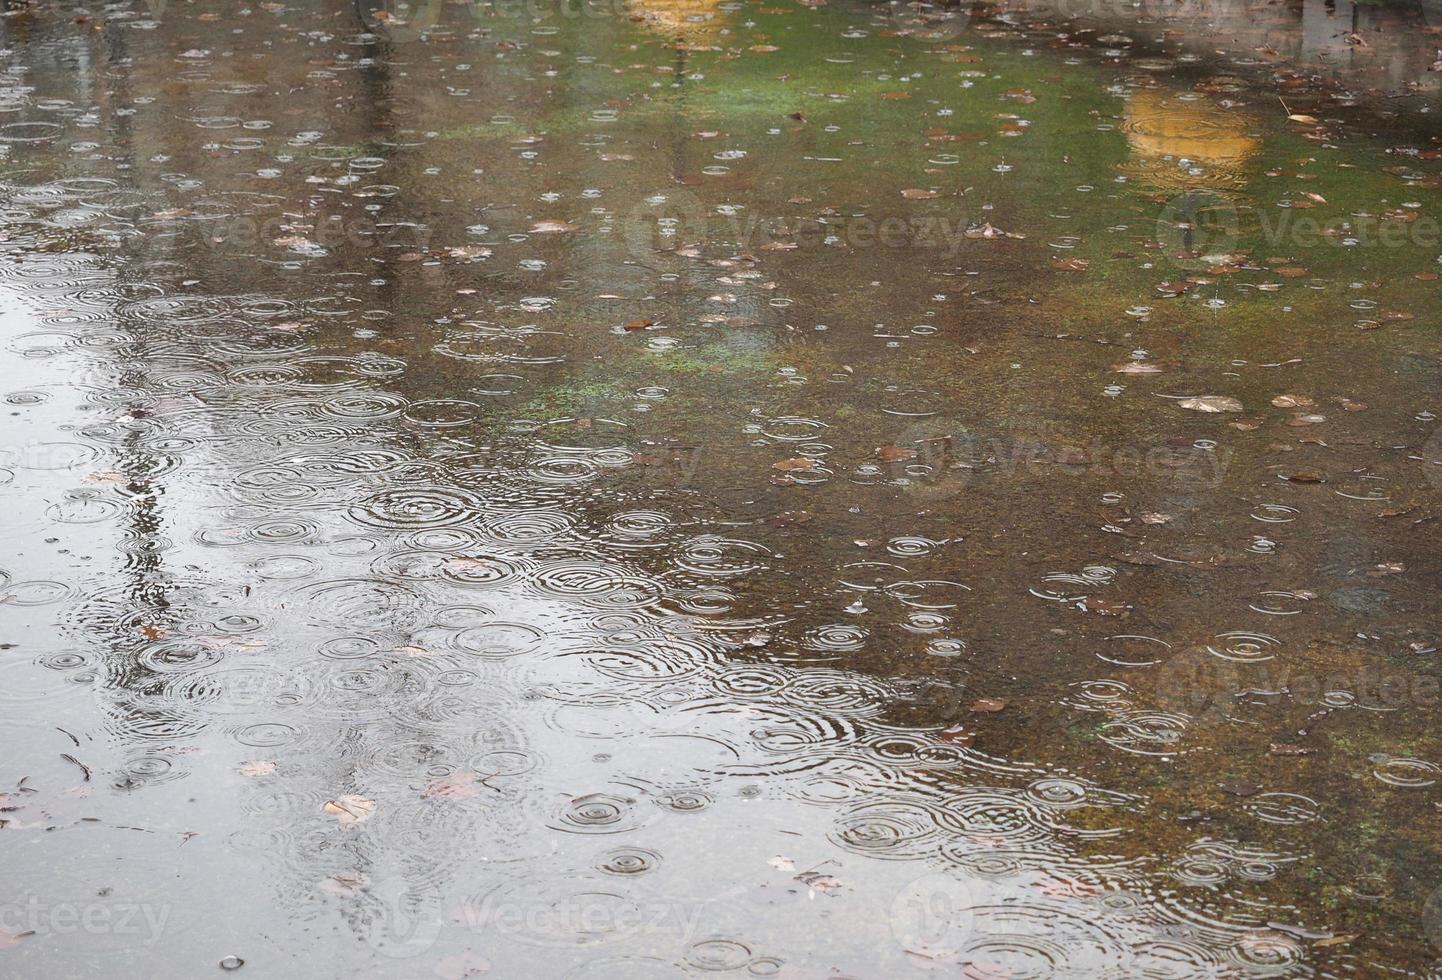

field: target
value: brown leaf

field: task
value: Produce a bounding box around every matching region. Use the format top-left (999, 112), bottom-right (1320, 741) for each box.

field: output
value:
top-left (1179, 395), bottom-right (1243, 413)
top-left (318, 871), bottom-right (370, 897)
top-left (323, 795), bottom-right (376, 827)
top-left (1271, 394), bottom-right (1313, 408)
top-left (423, 771), bottom-right (479, 801)
top-left (1079, 596), bottom-right (1130, 616)
top-left (1052, 257), bottom-right (1089, 271)
top-left (772, 457), bottom-right (820, 472)
top-left (794, 871), bottom-right (844, 891)
top-left (875, 445), bottom-right (917, 464)
top-left (1280, 471), bottom-right (1325, 483)
top-left (446, 245), bottom-right (492, 260)
top-left (970, 697), bottom-right (1008, 713)
top-left (964, 222), bottom-right (1025, 240)
top-left (622, 318), bottom-right (653, 331)
top-left (937, 725), bottom-right (976, 747)
top-left (901, 188), bottom-right (938, 200)
top-left (529, 220), bottom-right (575, 234)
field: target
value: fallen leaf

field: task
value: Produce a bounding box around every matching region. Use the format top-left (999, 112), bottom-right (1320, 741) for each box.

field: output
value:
top-left (1280, 471), bottom-right (1325, 483)
top-left (529, 220), bottom-right (575, 234)
top-left (875, 445), bottom-right (917, 464)
top-left (318, 871), bottom-right (370, 897)
top-left (971, 697), bottom-right (1008, 713)
top-left (446, 245), bottom-right (492, 260)
top-left (1052, 257), bottom-right (1089, 271)
top-left (964, 222), bottom-right (1025, 240)
top-left (622, 318), bottom-right (653, 331)
top-left (773, 457), bottom-right (820, 472)
top-left (238, 760), bottom-right (276, 776)
top-left (794, 871), bottom-right (843, 892)
top-left (423, 771), bottom-right (480, 801)
top-left (1179, 395), bottom-right (1243, 413)
top-left (938, 725), bottom-right (976, 747)
top-left (901, 188), bottom-right (938, 200)
top-left (323, 795), bottom-right (376, 827)
top-left (1078, 596), bottom-right (1130, 616)
top-left (1271, 394), bottom-right (1314, 408)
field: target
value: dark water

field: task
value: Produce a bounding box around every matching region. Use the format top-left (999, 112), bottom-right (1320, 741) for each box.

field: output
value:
top-left (2, 0), bottom-right (1442, 975)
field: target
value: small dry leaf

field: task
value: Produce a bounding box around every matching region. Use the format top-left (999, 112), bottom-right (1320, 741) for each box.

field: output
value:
top-left (964, 222), bottom-right (1025, 240)
top-left (423, 771), bottom-right (480, 801)
top-left (1271, 394), bottom-right (1314, 408)
top-left (529, 220), bottom-right (575, 234)
top-left (1079, 596), bottom-right (1130, 616)
top-left (773, 457), bottom-right (820, 472)
top-left (622, 318), bottom-right (653, 332)
top-left (318, 871), bottom-right (370, 897)
top-left (1139, 512), bottom-right (1173, 524)
top-left (323, 795), bottom-right (376, 827)
top-left (875, 445), bottom-right (918, 464)
top-left (901, 188), bottom-right (938, 199)
top-left (1286, 113), bottom-right (1318, 123)
top-left (794, 871), bottom-right (844, 892)
top-left (938, 725), bottom-right (976, 747)
top-left (971, 697), bottom-right (1008, 713)
top-left (446, 245), bottom-right (492, 259)
top-left (1179, 395), bottom-right (1243, 413)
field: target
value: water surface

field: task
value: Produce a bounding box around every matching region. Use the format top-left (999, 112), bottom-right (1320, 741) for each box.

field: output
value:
top-left (3, 0), bottom-right (1442, 974)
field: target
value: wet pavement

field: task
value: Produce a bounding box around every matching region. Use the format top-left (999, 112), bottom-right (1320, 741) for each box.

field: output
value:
top-left (2, 0), bottom-right (1442, 975)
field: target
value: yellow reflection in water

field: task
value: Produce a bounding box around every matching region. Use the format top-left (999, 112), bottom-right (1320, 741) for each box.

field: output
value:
top-left (1120, 89), bottom-right (1259, 190)
top-left (626, 0), bottom-right (730, 45)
